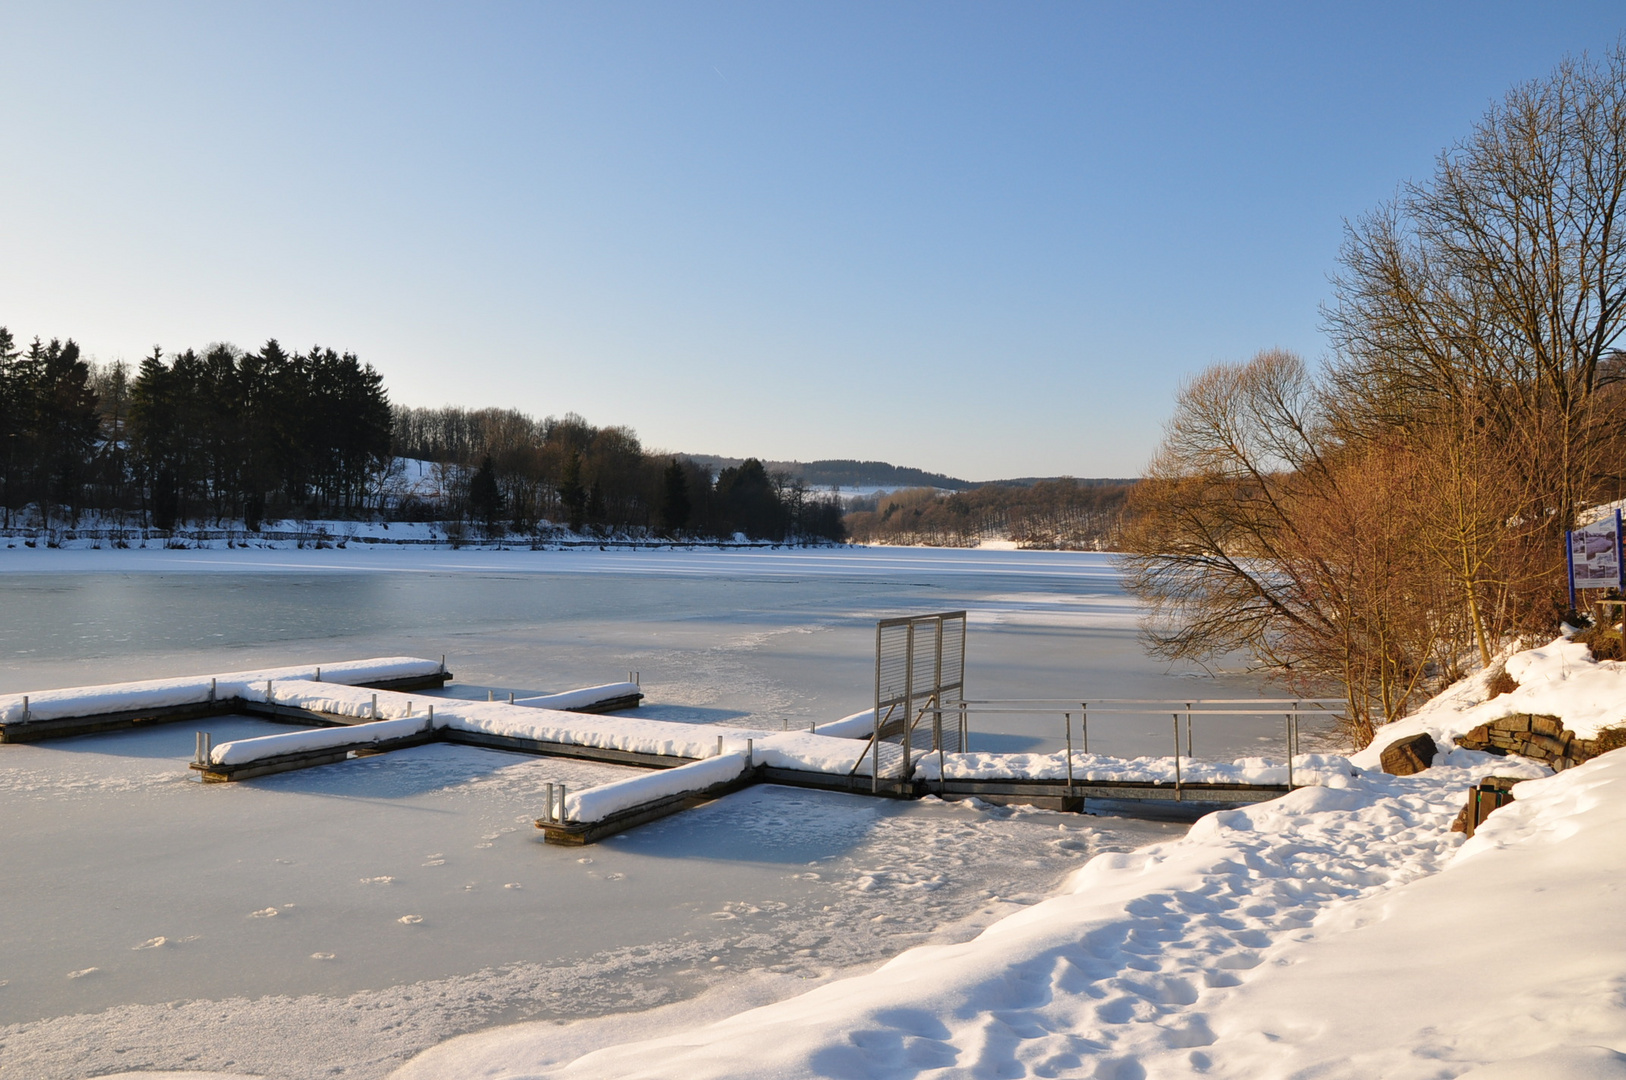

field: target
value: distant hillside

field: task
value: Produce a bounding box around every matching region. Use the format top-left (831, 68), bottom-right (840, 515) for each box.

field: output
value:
top-left (681, 456), bottom-right (974, 491)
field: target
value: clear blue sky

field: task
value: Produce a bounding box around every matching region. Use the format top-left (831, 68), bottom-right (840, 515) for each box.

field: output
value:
top-left (2, 2), bottom-right (1622, 480)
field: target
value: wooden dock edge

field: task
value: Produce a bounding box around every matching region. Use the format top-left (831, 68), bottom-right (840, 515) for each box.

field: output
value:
top-left (0, 670), bottom-right (453, 744)
top-left (535, 771), bottom-right (757, 845)
top-left (190, 731), bottom-right (439, 782)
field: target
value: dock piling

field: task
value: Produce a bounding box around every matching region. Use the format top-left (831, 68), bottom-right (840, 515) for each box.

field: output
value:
top-left (315, 667), bottom-right (321, 682)
top-left (208, 678), bottom-right (216, 703)
top-left (545, 783), bottom-right (555, 822)
top-left (558, 783), bottom-right (567, 822)
top-left (509, 692), bottom-right (515, 704)
top-left (746, 738), bottom-right (754, 765)
top-left (22, 696), bottom-right (28, 723)
top-left (266, 679), bottom-right (273, 705)
top-left (371, 693), bottom-right (378, 720)
top-left (716, 735), bottom-right (723, 756)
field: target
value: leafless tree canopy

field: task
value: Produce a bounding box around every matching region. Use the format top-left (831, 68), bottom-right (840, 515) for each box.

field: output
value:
top-left (1126, 47), bottom-right (1626, 745)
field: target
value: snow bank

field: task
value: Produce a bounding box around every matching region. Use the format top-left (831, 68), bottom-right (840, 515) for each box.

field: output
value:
top-left (1357, 634), bottom-right (1626, 767)
top-left (0, 658), bottom-right (444, 724)
top-left (209, 715), bottom-right (435, 766)
top-left (513, 682), bottom-right (641, 711)
top-left (563, 752), bottom-right (751, 823)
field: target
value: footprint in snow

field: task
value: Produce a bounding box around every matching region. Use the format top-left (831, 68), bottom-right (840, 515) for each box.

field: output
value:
top-left (422, 859), bottom-right (446, 867)
top-left (360, 876), bottom-right (394, 885)
top-left (398, 915), bottom-right (423, 925)
top-left (66, 968), bottom-right (100, 979)
top-left (249, 908), bottom-right (279, 918)
top-left (132, 937), bottom-right (167, 950)
top-left (311, 952), bottom-right (336, 960)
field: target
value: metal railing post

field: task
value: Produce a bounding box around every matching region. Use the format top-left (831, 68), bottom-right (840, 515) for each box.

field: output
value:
top-left (1172, 713), bottom-right (1182, 800)
top-left (1285, 712), bottom-right (1295, 789)
top-left (1064, 712), bottom-right (1074, 796)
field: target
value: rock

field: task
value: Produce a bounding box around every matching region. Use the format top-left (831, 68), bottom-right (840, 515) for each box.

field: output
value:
top-left (1380, 732), bottom-right (1439, 776)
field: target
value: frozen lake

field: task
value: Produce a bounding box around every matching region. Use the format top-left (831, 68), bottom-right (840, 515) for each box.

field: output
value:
top-left (0, 546), bottom-right (1300, 1079)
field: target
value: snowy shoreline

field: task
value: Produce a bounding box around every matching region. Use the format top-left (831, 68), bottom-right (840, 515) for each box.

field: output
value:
top-left (383, 635), bottom-right (1626, 1079)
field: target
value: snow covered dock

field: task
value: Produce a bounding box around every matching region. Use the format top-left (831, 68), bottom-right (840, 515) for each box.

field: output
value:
top-left (1, 660), bottom-right (1317, 846)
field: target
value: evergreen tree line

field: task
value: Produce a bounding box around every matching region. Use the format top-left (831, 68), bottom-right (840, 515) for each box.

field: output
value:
top-left (0, 331), bottom-right (392, 529)
top-left (392, 405), bottom-right (845, 542)
top-left (843, 479), bottom-right (1132, 549)
top-left (0, 331), bottom-right (843, 542)
top-left (1121, 47), bottom-right (1626, 745)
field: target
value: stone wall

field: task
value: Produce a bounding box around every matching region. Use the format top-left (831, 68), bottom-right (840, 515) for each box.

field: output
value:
top-left (1454, 714), bottom-right (1610, 771)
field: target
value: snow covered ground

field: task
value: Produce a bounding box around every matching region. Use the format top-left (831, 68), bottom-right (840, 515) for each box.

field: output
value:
top-left (387, 680), bottom-right (1626, 1080)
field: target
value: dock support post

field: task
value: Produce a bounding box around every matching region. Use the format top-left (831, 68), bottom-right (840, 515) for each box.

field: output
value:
top-left (545, 783), bottom-right (555, 822)
top-left (266, 679), bottom-right (273, 706)
top-left (23, 695), bottom-right (30, 723)
top-left (440, 655), bottom-right (446, 675)
top-left (314, 667), bottom-right (321, 682)
top-left (716, 735), bottom-right (723, 756)
top-left (558, 784), bottom-right (567, 822)
top-left (372, 693), bottom-right (378, 720)
top-left (509, 692), bottom-right (515, 704)
top-left (208, 679), bottom-right (216, 703)
top-left (1172, 713), bottom-right (1183, 801)
top-left (746, 738), bottom-right (753, 766)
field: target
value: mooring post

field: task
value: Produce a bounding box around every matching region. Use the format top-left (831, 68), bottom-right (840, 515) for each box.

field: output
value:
top-left (1064, 712), bottom-right (1074, 795)
top-left (266, 679), bottom-right (273, 706)
top-left (1172, 713), bottom-right (1183, 801)
top-left (634, 671), bottom-right (639, 685)
top-left (1186, 702), bottom-right (1193, 758)
top-left (488, 690), bottom-right (494, 702)
top-left (1080, 702), bottom-right (1088, 755)
top-left (209, 678), bottom-right (216, 703)
top-left (427, 704), bottom-right (434, 724)
top-left (716, 734), bottom-right (723, 756)
top-left (439, 655), bottom-right (446, 675)
top-left (314, 667), bottom-right (321, 682)
top-left (545, 783), bottom-right (555, 822)
top-left (22, 695), bottom-right (29, 723)
top-left (746, 738), bottom-right (754, 766)
top-left (195, 731), bottom-right (206, 764)
top-left (371, 693), bottom-right (379, 720)
top-left (509, 691), bottom-right (515, 704)
top-left (406, 700), bottom-right (413, 717)
top-left (558, 783), bottom-right (567, 822)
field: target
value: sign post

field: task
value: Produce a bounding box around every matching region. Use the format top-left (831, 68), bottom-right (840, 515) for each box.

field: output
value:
top-left (1566, 509), bottom-right (1625, 611)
